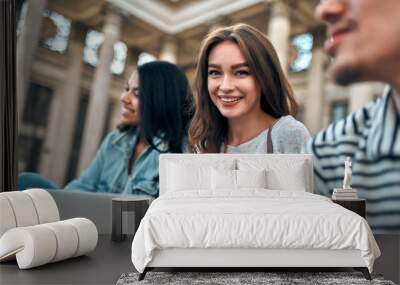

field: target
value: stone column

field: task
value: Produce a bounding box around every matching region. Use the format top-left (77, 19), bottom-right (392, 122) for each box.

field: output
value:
top-left (39, 23), bottom-right (88, 186)
top-left (123, 48), bottom-right (140, 81)
top-left (305, 48), bottom-right (326, 135)
top-left (267, 0), bottom-right (290, 73)
top-left (159, 36), bottom-right (177, 64)
top-left (77, 9), bottom-right (121, 175)
top-left (39, 84), bottom-right (63, 180)
top-left (17, 0), bottom-right (47, 124)
top-left (110, 49), bottom-right (139, 130)
top-left (349, 83), bottom-right (376, 113)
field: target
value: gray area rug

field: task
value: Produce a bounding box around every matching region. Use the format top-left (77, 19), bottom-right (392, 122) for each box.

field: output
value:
top-left (116, 272), bottom-right (396, 285)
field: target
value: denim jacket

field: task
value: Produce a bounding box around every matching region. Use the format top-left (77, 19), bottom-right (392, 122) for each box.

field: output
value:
top-left (65, 128), bottom-right (162, 197)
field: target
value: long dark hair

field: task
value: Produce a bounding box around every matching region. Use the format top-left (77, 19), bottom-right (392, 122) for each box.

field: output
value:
top-left (138, 61), bottom-right (193, 153)
top-left (188, 24), bottom-right (298, 153)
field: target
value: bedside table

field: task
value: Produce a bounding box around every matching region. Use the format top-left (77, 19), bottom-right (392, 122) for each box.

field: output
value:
top-left (112, 197), bottom-right (152, 242)
top-left (332, 198), bottom-right (366, 218)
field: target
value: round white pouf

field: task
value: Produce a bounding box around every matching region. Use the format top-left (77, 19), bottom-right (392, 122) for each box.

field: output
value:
top-left (24, 188), bottom-right (60, 223)
top-left (0, 192), bottom-right (39, 227)
top-left (0, 218), bottom-right (98, 269)
top-left (0, 225), bottom-right (57, 269)
top-left (42, 221), bottom-right (79, 262)
top-left (0, 189), bottom-right (60, 238)
top-left (64, 218), bottom-right (98, 257)
top-left (0, 196), bottom-right (17, 237)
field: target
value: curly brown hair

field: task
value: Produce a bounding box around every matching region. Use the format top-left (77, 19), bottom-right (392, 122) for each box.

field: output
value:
top-left (188, 23), bottom-right (298, 153)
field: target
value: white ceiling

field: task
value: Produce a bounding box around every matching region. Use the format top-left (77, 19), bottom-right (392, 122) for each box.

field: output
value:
top-left (109, 0), bottom-right (268, 34)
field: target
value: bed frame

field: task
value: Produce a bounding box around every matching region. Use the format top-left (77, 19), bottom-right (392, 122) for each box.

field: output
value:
top-left (138, 248), bottom-right (371, 280)
top-left (138, 154), bottom-right (372, 281)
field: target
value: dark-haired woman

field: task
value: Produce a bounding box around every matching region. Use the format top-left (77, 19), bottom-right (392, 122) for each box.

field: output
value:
top-left (188, 24), bottom-right (310, 154)
top-left (19, 61), bottom-right (192, 197)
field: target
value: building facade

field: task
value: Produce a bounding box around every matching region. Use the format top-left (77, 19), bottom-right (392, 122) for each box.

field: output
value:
top-left (17, 0), bottom-right (385, 186)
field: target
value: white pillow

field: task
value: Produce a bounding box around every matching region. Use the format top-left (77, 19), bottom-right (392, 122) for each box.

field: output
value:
top-left (267, 168), bottom-right (306, 191)
top-left (211, 168), bottom-right (268, 190)
top-left (166, 162), bottom-right (210, 191)
top-left (211, 168), bottom-right (236, 190)
top-left (237, 169), bottom-right (267, 189)
top-left (166, 160), bottom-right (236, 192)
top-left (237, 158), bottom-right (309, 192)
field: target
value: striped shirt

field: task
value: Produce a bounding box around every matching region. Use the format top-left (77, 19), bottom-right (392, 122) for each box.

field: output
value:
top-left (305, 87), bottom-right (400, 233)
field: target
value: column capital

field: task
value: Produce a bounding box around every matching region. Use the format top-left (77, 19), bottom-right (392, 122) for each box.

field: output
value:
top-left (269, 0), bottom-right (289, 18)
top-left (161, 34), bottom-right (177, 44)
top-left (159, 35), bottom-right (178, 63)
top-left (102, 6), bottom-right (122, 38)
top-left (104, 2), bottom-right (125, 17)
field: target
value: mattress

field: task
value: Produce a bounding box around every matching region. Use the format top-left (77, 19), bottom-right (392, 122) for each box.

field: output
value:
top-left (131, 190), bottom-right (380, 273)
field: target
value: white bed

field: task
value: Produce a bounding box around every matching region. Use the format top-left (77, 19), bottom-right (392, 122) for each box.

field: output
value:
top-left (131, 154), bottom-right (380, 280)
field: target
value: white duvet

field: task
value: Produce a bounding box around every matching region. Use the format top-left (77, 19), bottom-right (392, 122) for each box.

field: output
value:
top-left (131, 190), bottom-right (380, 273)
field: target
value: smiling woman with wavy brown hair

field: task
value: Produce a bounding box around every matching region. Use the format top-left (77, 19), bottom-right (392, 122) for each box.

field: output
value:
top-left (188, 23), bottom-right (310, 154)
